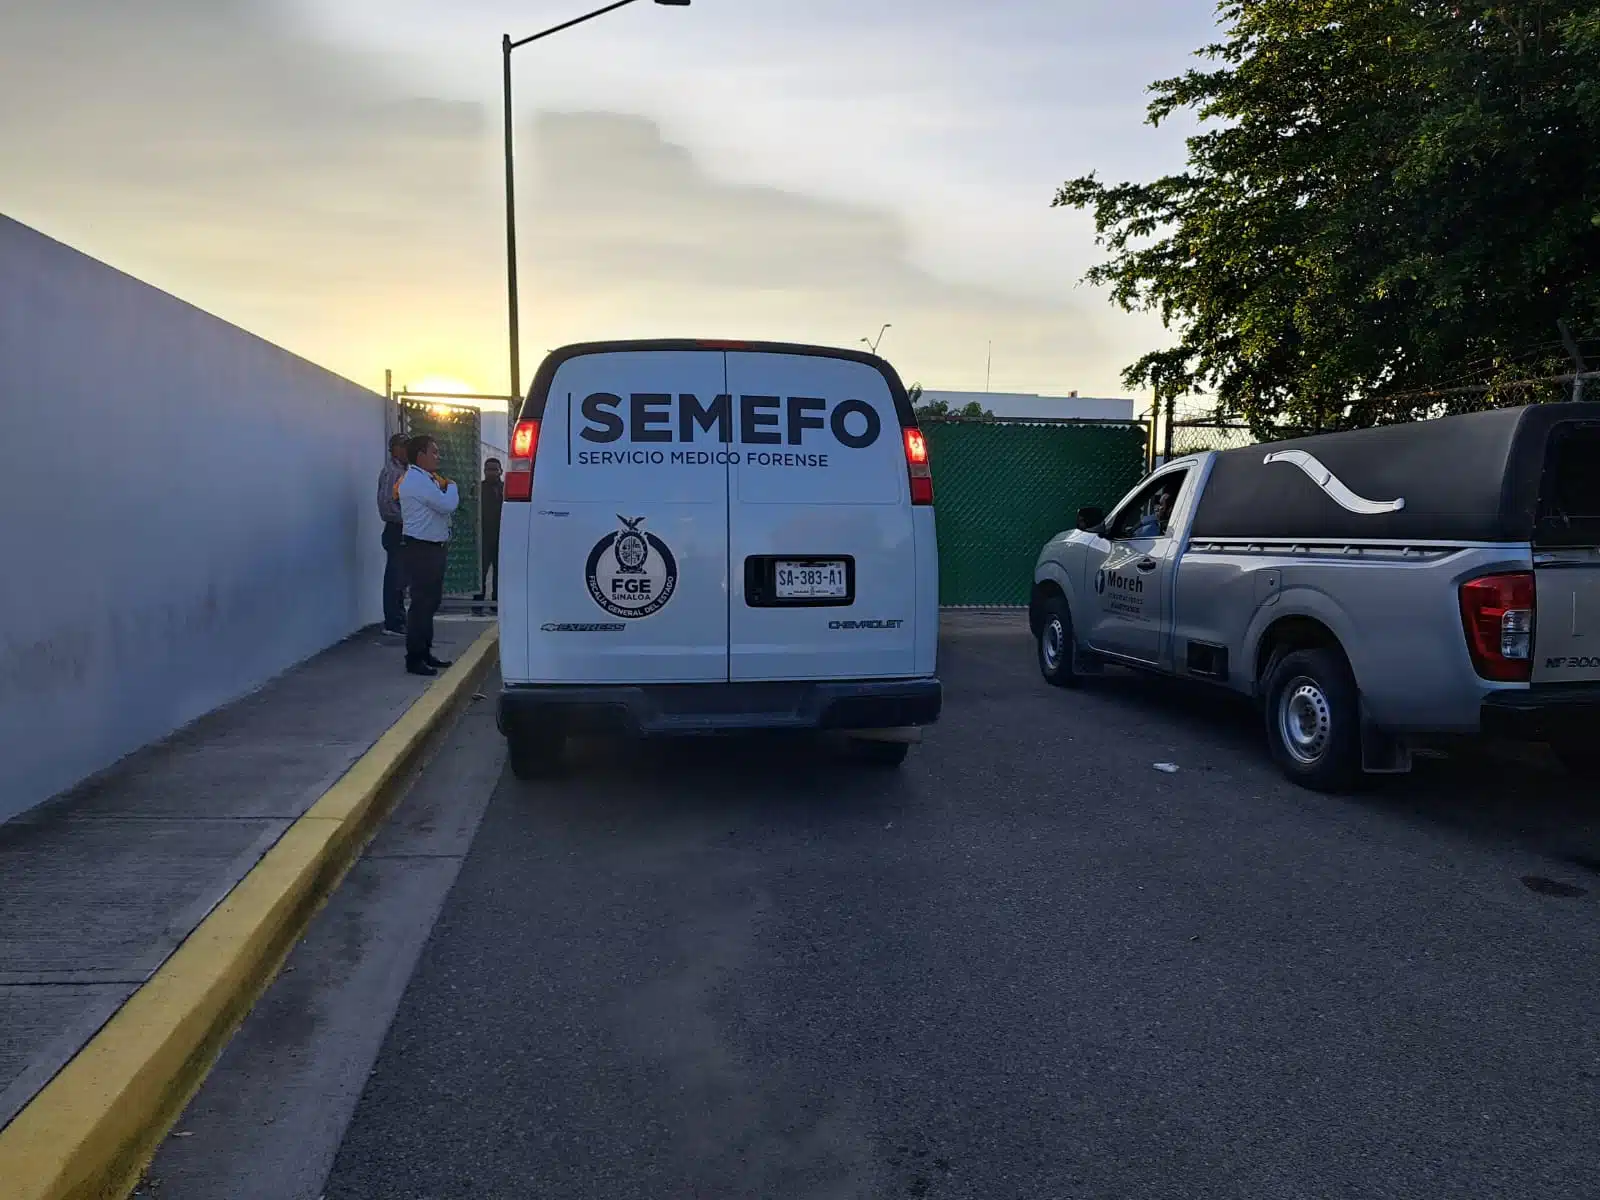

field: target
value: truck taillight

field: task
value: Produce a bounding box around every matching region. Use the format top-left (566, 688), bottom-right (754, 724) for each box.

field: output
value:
top-left (1459, 572), bottom-right (1535, 682)
top-left (506, 419), bottom-right (539, 502)
top-left (904, 426), bottom-right (933, 506)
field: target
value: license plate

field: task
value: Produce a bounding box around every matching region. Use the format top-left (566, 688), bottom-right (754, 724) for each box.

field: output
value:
top-left (775, 560), bottom-right (847, 599)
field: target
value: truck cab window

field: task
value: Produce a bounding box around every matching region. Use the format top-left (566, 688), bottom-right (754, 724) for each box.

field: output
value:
top-left (1538, 422), bottom-right (1600, 529)
top-left (1108, 470), bottom-right (1188, 541)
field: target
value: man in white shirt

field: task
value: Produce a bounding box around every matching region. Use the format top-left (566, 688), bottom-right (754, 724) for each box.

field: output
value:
top-left (398, 435), bottom-right (460, 677)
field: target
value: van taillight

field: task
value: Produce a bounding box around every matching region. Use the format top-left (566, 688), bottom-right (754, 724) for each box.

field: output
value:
top-left (1459, 572), bottom-right (1535, 682)
top-left (903, 426), bottom-right (933, 506)
top-left (506, 419), bottom-right (539, 502)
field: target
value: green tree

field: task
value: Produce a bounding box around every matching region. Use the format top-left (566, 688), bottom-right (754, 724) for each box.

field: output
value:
top-left (1056, 1), bottom-right (1600, 434)
top-left (908, 382), bottom-right (994, 421)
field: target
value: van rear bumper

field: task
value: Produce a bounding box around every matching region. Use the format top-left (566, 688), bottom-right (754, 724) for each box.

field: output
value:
top-left (1480, 684), bottom-right (1600, 741)
top-left (498, 677), bottom-right (941, 738)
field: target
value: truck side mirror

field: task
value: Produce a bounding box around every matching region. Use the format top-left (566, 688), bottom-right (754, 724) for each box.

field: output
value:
top-left (1076, 506), bottom-right (1104, 531)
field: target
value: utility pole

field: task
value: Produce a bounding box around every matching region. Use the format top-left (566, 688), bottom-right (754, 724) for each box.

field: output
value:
top-left (502, 34), bottom-right (520, 417)
top-left (502, 0), bottom-right (692, 436)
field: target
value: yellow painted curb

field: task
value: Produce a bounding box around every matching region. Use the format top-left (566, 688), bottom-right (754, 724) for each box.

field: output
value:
top-left (0, 626), bottom-right (499, 1200)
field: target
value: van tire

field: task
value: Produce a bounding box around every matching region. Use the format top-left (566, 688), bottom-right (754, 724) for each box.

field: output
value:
top-left (1263, 647), bottom-right (1361, 792)
top-left (1037, 595), bottom-right (1083, 688)
top-left (507, 729), bottom-right (565, 780)
top-left (846, 738), bottom-right (910, 768)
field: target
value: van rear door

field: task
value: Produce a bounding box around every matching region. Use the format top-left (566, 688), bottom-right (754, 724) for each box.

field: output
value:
top-left (724, 350), bottom-right (919, 681)
top-left (524, 349), bottom-right (730, 684)
top-left (1533, 417), bottom-right (1600, 684)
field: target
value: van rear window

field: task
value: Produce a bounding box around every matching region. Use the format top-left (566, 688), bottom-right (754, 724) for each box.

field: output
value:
top-left (1536, 421), bottom-right (1600, 544)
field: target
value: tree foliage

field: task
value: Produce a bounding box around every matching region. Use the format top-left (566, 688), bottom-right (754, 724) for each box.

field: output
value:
top-left (908, 383), bottom-right (995, 421)
top-left (1056, 1), bottom-right (1600, 432)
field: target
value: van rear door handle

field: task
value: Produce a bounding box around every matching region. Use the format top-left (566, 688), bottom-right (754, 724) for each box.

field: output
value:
top-left (1135, 558), bottom-right (1158, 573)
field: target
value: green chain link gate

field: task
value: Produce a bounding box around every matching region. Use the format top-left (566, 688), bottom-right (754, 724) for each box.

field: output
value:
top-left (925, 420), bottom-right (1148, 606)
top-left (398, 397), bottom-right (482, 598)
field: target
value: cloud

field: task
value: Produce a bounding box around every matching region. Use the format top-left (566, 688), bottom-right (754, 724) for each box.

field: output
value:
top-left (0, 0), bottom-right (1149, 398)
top-left (523, 111), bottom-right (1107, 390)
top-left (0, 0), bottom-right (503, 381)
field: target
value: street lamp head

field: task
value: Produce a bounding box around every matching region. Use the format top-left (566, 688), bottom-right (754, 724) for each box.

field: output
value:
top-left (655, 0), bottom-right (691, 5)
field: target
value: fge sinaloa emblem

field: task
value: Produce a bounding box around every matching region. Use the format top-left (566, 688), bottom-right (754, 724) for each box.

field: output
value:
top-left (586, 515), bottom-right (678, 619)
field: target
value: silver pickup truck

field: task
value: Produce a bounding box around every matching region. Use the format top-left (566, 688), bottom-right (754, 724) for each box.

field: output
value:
top-left (1029, 403), bottom-right (1599, 790)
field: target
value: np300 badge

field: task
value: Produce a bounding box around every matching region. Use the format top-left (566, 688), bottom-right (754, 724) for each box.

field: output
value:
top-left (586, 515), bottom-right (678, 619)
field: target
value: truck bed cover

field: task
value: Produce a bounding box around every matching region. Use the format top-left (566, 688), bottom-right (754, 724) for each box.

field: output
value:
top-left (1189, 403), bottom-right (1599, 545)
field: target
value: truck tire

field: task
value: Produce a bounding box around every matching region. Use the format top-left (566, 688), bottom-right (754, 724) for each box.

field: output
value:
top-left (845, 738), bottom-right (910, 768)
top-left (507, 728), bottom-right (565, 780)
top-left (1263, 647), bottom-right (1361, 792)
top-left (1037, 595), bottom-right (1084, 688)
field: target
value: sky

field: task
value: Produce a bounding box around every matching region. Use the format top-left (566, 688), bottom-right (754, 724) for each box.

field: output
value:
top-left (0, 0), bottom-right (1221, 413)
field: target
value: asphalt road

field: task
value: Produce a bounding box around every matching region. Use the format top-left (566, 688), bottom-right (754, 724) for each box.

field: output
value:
top-left (147, 612), bottom-right (1600, 1200)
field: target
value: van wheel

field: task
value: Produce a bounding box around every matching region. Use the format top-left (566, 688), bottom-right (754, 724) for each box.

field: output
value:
top-left (1263, 647), bottom-right (1361, 792)
top-left (846, 738), bottom-right (910, 768)
top-left (1037, 596), bottom-right (1083, 688)
top-left (507, 728), bottom-right (565, 780)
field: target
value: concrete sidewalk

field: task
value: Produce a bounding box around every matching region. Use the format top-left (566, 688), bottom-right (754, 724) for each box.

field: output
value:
top-left (0, 617), bottom-right (493, 1132)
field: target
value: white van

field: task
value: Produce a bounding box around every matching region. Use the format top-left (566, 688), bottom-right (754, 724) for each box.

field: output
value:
top-left (496, 339), bottom-right (942, 777)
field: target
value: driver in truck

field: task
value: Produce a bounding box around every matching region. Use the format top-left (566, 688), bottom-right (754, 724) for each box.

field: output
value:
top-left (1134, 488), bottom-right (1173, 538)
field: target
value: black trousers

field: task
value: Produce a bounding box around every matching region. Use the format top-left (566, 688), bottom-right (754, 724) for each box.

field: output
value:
top-left (402, 538), bottom-right (447, 665)
top-left (479, 534), bottom-right (499, 602)
top-left (381, 522), bottom-right (407, 629)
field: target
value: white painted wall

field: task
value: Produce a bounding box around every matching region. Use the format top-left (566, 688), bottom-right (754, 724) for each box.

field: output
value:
top-left (0, 215), bottom-right (389, 821)
top-left (919, 389), bottom-right (1136, 423)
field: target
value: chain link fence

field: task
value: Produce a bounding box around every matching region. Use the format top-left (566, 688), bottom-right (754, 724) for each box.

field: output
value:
top-left (1156, 369), bottom-right (1599, 461)
top-left (925, 419), bottom-right (1149, 607)
top-left (398, 397), bottom-right (482, 598)
top-left (1167, 420), bottom-right (1261, 457)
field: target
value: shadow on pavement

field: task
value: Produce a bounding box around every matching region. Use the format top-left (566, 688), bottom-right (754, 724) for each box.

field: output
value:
top-left (507, 731), bottom-right (915, 832)
top-left (945, 619), bottom-right (1597, 868)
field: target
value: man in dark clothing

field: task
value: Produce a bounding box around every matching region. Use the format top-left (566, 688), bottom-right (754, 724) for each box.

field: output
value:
top-left (474, 457), bottom-right (504, 611)
top-left (376, 434), bottom-right (409, 635)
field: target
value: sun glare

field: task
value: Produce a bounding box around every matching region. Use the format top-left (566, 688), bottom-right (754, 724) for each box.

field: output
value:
top-left (407, 375), bottom-right (477, 397)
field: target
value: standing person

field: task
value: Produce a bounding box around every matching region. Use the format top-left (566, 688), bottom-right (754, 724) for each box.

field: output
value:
top-left (398, 435), bottom-right (459, 677)
top-left (377, 434), bottom-right (410, 635)
top-left (474, 457), bottom-right (504, 614)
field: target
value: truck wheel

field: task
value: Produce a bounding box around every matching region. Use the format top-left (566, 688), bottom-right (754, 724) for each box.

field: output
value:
top-left (1263, 647), bottom-right (1361, 792)
top-left (845, 738), bottom-right (910, 768)
top-left (507, 728), bottom-right (565, 780)
top-left (1037, 595), bottom-right (1084, 688)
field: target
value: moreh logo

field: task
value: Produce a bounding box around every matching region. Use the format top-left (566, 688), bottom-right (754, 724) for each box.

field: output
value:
top-left (1096, 568), bottom-right (1143, 596)
top-left (585, 516), bottom-right (678, 619)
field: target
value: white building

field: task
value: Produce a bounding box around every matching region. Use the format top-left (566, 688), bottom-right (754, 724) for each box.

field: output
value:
top-left (918, 389), bottom-right (1136, 423)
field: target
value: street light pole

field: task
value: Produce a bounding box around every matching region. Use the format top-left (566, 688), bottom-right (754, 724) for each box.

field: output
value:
top-left (502, 34), bottom-right (520, 415)
top-left (501, 0), bottom-right (691, 420)
top-left (861, 324), bottom-right (891, 356)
